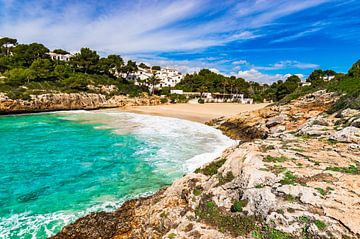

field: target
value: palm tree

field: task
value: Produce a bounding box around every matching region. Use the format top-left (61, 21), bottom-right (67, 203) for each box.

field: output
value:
top-left (146, 73), bottom-right (161, 95)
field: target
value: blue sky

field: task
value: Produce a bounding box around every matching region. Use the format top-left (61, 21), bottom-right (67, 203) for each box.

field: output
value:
top-left (0, 0), bottom-right (359, 83)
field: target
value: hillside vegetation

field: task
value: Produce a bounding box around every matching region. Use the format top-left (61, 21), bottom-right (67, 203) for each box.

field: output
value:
top-left (0, 37), bottom-right (146, 99)
top-left (1, 37), bottom-right (359, 111)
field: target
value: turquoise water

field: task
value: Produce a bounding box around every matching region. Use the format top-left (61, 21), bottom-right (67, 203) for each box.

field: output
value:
top-left (0, 110), bottom-right (234, 238)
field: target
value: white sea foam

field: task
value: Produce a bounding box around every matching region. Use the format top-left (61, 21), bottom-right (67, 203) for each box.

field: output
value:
top-left (0, 191), bottom-right (155, 239)
top-left (100, 111), bottom-right (236, 173)
top-left (58, 110), bottom-right (236, 174)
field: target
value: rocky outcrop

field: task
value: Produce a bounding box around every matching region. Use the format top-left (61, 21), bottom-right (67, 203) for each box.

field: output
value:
top-left (210, 90), bottom-right (339, 141)
top-left (52, 90), bottom-right (360, 239)
top-left (0, 93), bottom-right (161, 114)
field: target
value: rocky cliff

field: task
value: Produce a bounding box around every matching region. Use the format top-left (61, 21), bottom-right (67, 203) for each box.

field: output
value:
top-left (52, 91), bottom-right (360, 239)
top-left (0, 93), bottom-right (161, 114)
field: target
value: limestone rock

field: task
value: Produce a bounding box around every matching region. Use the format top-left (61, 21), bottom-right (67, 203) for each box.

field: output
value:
top-left (0, 93), bottom-right (161, 114)
top-left (266, 114), bottom-right (287, 128)
top-left (340, 109), bottom-right (360, 118)
top-left (351, 117), bottom-right (360, 128)
top-left (330, 126), bottom-right (360, 143)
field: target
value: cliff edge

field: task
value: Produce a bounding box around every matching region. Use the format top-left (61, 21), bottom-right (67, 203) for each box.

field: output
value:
top-left (0, 93), bottom-right (161, 114)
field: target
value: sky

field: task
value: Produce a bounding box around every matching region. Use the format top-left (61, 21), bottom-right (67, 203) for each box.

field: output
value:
top-left (1, 0), bottom-right (360, 83)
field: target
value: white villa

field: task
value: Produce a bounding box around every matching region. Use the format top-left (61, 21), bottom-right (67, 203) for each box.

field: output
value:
top-left (321, 75), bottom-right (335, 81)
top-left (127, 66), bottom-right (183, 89)
top-left (48, 52), bottom-right (72, 61)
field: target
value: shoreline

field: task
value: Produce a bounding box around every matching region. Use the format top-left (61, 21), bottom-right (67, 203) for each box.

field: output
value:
top-left (122, 102), bottom-right (269, 123)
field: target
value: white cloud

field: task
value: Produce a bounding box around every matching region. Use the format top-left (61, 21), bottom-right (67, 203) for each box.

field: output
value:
top-left (254, 60), bottom-right (319, 70)
top-left (0, 0), bottom-right (330, 54)
top-left (271, 28), bottom-right (323, 43)
top-left (232, 60), bottom-right (248, 65)
top-left (236, 69), bottom-right (304, 84)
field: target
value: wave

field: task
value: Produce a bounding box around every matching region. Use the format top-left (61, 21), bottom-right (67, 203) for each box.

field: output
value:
top-left (0, 191), bottom-right (155, 238)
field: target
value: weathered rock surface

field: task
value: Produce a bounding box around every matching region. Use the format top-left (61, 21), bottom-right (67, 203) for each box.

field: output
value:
top-left (330, 126), bottom-right (360, 143)
top-left (212, 90), bottom-right (339, 141)
top-left (52, 91), bottom-right (360, 239)
top-left (0, 92), bottom-right (161, 114)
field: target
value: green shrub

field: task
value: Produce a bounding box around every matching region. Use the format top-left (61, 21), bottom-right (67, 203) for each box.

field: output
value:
top-left (325, 165), bottom-right (359, 174)
top-left (198, 98), bottom-right (205, 104)
top-left (216, 172), bottom-right (235, 186)
top-left (315, 187), bottom-right (326, 196)
top-left (160, 97), bottom-right (168, 104)
top-left (195, 158), bottom-right (227, 176)
top-left (231, 200), bottom-right (248, 212)
top-left (193, 188), bottom-right (202, 196)
top-left (280, 171), bottom-right (298, 185)
top-left (264, 155), bottom-right (293, 163)
top-left (168, 232), bottom-right (177, 239)
top-left (314, 220), bottom-right (326, 230)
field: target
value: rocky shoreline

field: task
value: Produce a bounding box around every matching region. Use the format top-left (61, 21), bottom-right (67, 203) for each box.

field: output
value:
top-left (48, 90), bottom-right (359, 238)
top-left (0, 93), bottom-right (161, 115)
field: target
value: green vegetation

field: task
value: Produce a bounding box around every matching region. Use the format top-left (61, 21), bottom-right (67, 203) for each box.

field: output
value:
top-left (267, 165), bottom-right (287, 175)
top-left (284, 194), bottom-right (297, 202)
top-left (193, 188), bottom-right (202, 196)
top-left (175, 69), bottom-right (303, 102)
top-left (314, 220), bottom-right (327, 230)
top-left (195, 158), bottom-right (227, 176)
top-left (325, 165), bottom-right (359, 174)
top-left (251, 227), bottom-right (292, 239)
top-left (290, 147), bottom-right (305, 153)
top-left (231, 199), bottom-right (248, 212)
top-left (315, 187), bottom-right (327, 196)
top-left (0, 37), bottom-right (149, 99)
top-left (2, 36), bottom-right (359, 110)
top-left (195, 195), bottom-right (293, 238)
top-left (216, 171), bottom-right (235, 186)
top-left (167, 232), bottom-right (177, 239)
top-left (280, 171), bottom-right (298, 185)
top-left (264, 155), bottom-right (294, 163)
top-left (327, 139), bottom-right (339, 145)
top-left (195, 196), bottom-right (258, 236)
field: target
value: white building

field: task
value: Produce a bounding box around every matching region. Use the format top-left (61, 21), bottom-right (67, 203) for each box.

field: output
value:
top-left (321, 75), bottom-right (335, 81)
top-left (127, 66), bottom-right (183, 89)
top-left (48, 52), bottom-right (72, 61)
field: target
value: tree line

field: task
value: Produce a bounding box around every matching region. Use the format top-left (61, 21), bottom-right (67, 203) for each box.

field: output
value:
top-left (0, 37), bottom-right (359, 106)
top-left (0, 37), bottom-right (147, 99)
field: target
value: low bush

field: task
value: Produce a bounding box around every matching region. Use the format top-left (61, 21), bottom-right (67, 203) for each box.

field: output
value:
top-left (195, 158), bottom-right (227, 176)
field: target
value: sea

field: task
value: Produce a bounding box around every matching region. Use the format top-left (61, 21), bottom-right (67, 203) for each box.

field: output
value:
top-left (0, 110), bottom-right (234, 238)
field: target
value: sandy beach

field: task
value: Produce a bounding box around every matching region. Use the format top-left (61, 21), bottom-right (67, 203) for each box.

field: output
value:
top-left (123, 103), bottom-right (269, 123)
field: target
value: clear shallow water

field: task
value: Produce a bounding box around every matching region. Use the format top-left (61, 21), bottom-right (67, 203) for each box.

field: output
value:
top-left (0, 110), bottom-right (234, 238)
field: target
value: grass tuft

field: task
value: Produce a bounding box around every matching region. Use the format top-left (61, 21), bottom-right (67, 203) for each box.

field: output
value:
top-left (325, 165), bottom-right (359, 174)
top-left (195, 158), bottom-right (227, 176)
top-left (280, 171), bottom-right (298, 185)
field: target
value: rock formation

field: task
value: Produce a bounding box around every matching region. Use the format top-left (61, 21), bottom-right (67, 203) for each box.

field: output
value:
top-left (0, 93), bottom-right (161, 114)
top-left (52, 90), bottom-right (360, 239)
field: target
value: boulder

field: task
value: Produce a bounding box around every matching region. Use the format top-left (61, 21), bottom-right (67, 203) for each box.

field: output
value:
top-left (297, 116), bottom-right (331, 136)
top-left (340, 109), bottom-right (360, 118)
top-left (266, 114), bottom-right (288, 128)
top-left (350, 118), bottom-right (360, 128)
top-left (330, 126), bottom-right (360, 143)
top-left (270, 125), bottom-right (286, 134)
top-left (297, 125), bottom-right (330, 137)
